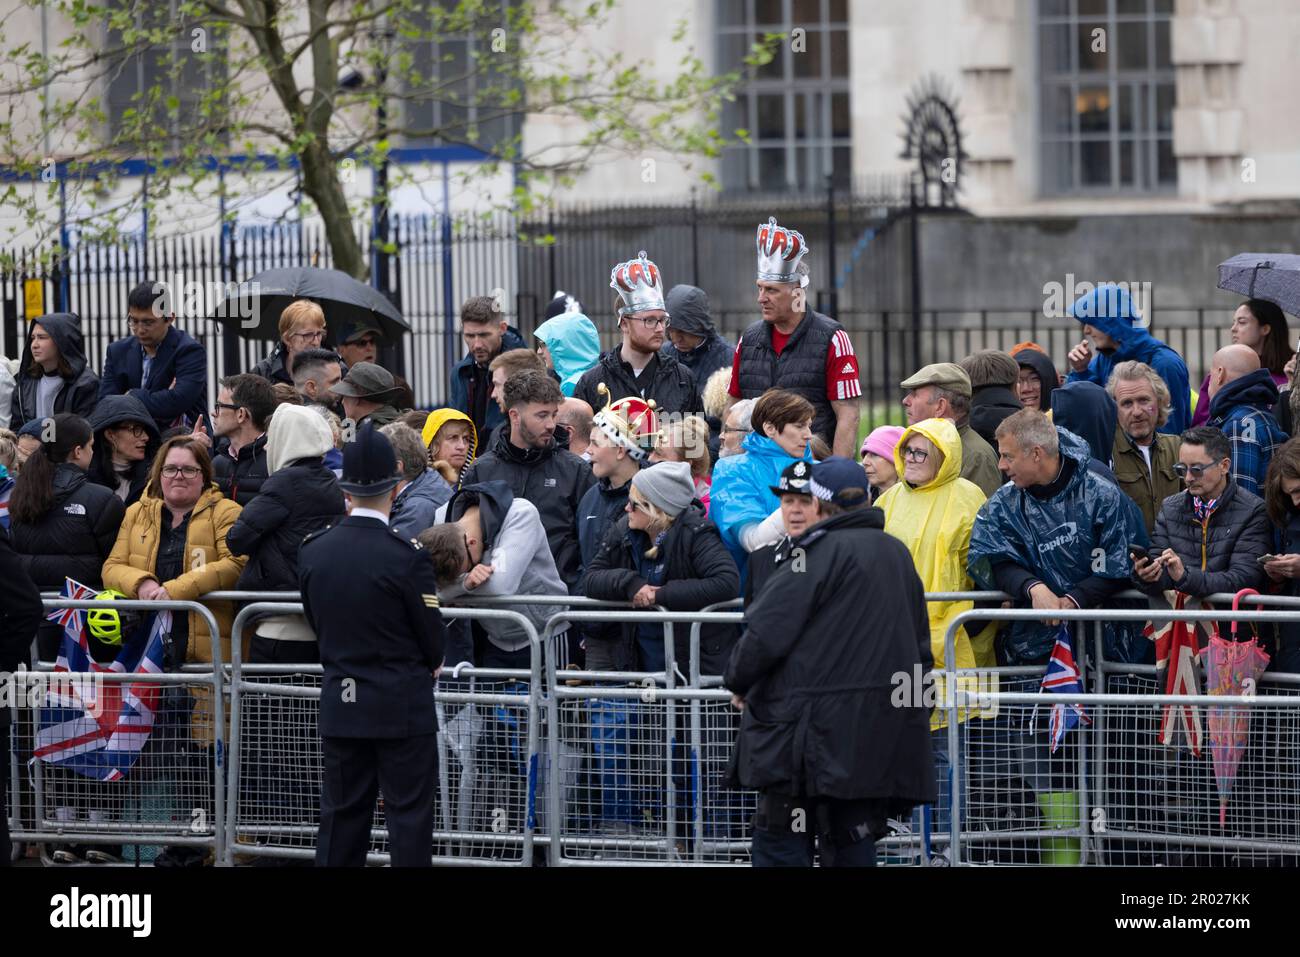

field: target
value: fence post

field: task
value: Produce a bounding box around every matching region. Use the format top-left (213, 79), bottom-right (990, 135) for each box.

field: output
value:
top-left (825, 173), bottom-right (838, 320)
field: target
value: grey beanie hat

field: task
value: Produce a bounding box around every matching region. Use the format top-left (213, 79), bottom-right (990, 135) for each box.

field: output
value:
top-left (631, 461), bottom-right (696, 517)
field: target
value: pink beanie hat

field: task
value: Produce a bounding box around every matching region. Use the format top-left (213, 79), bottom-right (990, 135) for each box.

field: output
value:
top-left (861, 425), bottom-right (905, 461)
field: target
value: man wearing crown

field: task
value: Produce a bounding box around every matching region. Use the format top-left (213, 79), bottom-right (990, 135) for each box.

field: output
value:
top-left (727, 218), bottom-right (862, 459)
top-left (572, 251), bottom-right (703, 421)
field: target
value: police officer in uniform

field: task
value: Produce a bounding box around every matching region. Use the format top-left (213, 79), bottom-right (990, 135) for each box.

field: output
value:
top-left (298, 423), bottom-right (446, 867)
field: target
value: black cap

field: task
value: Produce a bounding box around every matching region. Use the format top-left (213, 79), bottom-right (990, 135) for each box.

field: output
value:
top-left (768, 458), bottom-right (813, 497)
top-left (338, 422), bottom-right (400, 497)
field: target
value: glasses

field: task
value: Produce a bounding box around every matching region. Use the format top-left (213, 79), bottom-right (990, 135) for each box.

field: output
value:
top-left (213, 401), bottom-right (241, 413)
top-left (722, 426), bottom-right (751, 435)
top-left (631, 316), bottom-right (668, 329)
top-left (349, 336), bottom-right (379, 348)
top-left (128, 316), bottom-right (162, 329)
top-left (289, 329), bottom-right (325, 343)
top-left (464, 534), bottom-right (474, 572)
top-left (1174, 461), bottom-right (1222, 479)
top-left (114, 423), bottom-right (148, 439)
top-left (902, 446), bottom-right (930, 463)
top-left (161, 465), bottom-right (202, 479)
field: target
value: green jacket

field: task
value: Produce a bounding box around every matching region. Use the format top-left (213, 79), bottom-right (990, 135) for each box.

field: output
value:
top-left (1111, 427), bottom-right (1181, 536)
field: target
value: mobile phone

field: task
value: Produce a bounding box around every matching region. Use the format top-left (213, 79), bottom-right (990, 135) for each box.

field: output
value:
top-left (1259, 554), bottom-right (1279, 566)
top-left (1128, 543), bottom-right (1147, 563)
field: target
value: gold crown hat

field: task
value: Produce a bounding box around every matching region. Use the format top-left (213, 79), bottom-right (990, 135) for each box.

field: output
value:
top-left (755, 216), bottom-right (809, 285)
top-left (591, 383), bottom-right (662, 460)
top-left (609, 250), bottom-right (667, 317)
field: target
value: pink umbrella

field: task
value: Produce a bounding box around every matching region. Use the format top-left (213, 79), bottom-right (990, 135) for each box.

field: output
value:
top-left (1205, 589), bottom-right (1271, 829)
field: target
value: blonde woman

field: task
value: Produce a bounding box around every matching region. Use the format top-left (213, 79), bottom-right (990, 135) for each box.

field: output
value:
top-left (650, 415), bottom-right (712, 513)
top-left (252, 299), bottom-right (327, 385)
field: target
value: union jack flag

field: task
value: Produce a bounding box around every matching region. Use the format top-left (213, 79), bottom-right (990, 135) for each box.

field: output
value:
top-left (1033, 626), bottom-right (1091, 753)
top-left (44, 579), bottom-right (98, 633)
top-left (33, 578), bottom-right (170, 782)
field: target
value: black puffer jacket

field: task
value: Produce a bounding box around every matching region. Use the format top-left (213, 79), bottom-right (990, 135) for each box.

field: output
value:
top-left (583, 503), bottom-right (740, 675)
top-left (227, 455), bottom-right (345, 591)
top-left (1141, 480), bottom-right (1271, 598)
top-left (572, 348), bottom-right (703, 420)
top-left (213, 432), bottom-right (269, 506)
top-left (10, 463), bottom-right (125, 590)
top-left (725, 505), bottom-right (937, 805)
top-left (454, 425), bottom-right (595, 590)
top-left (10, 312), bottom-right (100, 425)
top-left (86, 395), bottom-right (161, 507)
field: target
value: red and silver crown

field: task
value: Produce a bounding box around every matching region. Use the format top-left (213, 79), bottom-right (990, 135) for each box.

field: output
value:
top-left (755, 217), bottom-right (809, 284)
top-left (609, 250), bottom-right (666, 317)
top-left (592, 383), bottom-right (662, 460)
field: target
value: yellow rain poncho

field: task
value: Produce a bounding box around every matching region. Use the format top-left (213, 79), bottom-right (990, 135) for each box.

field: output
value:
top-left (877, 417), bottom-right (997, 728)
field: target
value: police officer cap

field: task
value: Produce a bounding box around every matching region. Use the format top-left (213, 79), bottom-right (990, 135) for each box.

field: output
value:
top-left (809, 456), bottom-right (870, 506)
top-left (768, 458), bottom-right (813, 498)
top-left (338, 421), bottom-right (401, 496)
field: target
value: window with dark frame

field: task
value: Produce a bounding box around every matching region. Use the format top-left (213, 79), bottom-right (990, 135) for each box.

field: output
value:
top-left (105, 1), bottom-right (227, 148)
top-left (1038, 0), bottom-right (1176, 195)
top-left (399, 0), bottom-right (520, 153)
top-left (717, 0), bottom-right (851, 193)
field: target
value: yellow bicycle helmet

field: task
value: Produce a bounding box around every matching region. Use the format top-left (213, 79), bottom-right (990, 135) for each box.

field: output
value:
top-left (87, 589), bottom-right (129, 646)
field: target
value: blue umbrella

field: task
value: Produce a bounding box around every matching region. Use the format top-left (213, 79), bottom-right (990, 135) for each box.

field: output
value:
top-left (1217, 253), bottom-right (1300, 317)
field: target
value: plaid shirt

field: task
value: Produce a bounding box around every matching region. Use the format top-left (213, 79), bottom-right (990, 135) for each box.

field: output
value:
top-left (1212, 406), bottom-right (1287, 498)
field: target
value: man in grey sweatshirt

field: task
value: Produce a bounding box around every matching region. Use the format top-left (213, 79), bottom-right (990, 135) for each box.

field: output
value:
top-left (420, 480), bottom-right (568, 670)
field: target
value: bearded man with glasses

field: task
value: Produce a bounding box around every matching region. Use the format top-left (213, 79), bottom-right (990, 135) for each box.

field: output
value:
top-left (572, 251), bottom-right (703, 419)
top-left (1133, 425), bottom-right (1271, 599)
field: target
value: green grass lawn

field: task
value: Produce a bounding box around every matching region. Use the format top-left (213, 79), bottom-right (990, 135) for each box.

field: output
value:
top-left (857, 401), bottom-right (907, 446)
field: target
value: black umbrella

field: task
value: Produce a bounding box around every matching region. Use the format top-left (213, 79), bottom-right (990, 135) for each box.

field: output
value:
top-left (214, 266), bottom-right (408, 342)
top-left (1217, 253), bottom-right (1300, 317)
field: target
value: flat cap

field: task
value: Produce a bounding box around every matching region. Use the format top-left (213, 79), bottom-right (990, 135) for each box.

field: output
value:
top-left (329, 361), bottom-right (397, 399)
top-left (899, 362), bottom-right (972, 398)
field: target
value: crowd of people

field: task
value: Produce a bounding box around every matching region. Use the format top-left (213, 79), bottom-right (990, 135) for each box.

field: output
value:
top-left (3, 212), bottom-right (1299, 869)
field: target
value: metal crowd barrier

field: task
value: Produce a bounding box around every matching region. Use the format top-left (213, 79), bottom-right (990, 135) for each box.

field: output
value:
top-left (13, 590), bottom-right (1300, 867)
top-left (8, 597), bottom-right (225, 865)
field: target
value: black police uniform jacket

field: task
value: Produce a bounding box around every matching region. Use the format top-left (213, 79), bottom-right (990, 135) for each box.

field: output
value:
top-left (725, 505), bottom-right (937, 806)
top-left (298, 516), bottom-right (445, 738)
top-left (0, 526), bottom-right (44, 730)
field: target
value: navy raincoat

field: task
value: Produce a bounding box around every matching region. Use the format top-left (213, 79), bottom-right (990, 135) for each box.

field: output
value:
top-left (968, 428), bottom-right (1145, 664)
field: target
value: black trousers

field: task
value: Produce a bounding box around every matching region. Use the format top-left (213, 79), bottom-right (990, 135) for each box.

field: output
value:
top-left (1, 723), bottom-right (10, 866)
top-left (317, 733), bottom-right (438, 867)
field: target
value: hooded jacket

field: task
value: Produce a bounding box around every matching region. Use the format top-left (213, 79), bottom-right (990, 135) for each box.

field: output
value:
top-left (213, 431), bottom-right (269, 506)
top-left (1065, 286), bottom-right (1190, 434)
top-left (99, 323), bottom-right (208, 430)
top-left (725, 505), bottom-right (937, 807)
top-left (86, 395), bottom-right (162, 507)
top-left (439, 480), bottom-right (567, 652)
top-left (0, 360), bottom-right (16, 430)
top-left (453, 424), bottom-right (595, 591)
top-left (1140, 480), bottom-right (1270, 598)
top-left (390, 468), bottom-right (455, 541)
top-left (969, 385), bottom-right (1022, 448)
top-left (11, 313), bottom-right (100, 425)
top-left (710, 430), bottom-right (814, 573)
top-left (659, 284), bottom-right (734, 390)
top-left (449, 325), bottom-right (527, 436)
top-left (968, 428), bottom-right (1144, 665)
top-left (227, 404), bottom-right (345, 596)
top-left (876, 419), bottom-right (997, 694)
top-left (10, 462), bottom-right (125, 591)
top-left (583, 503), bottom-right (740, 675)
top-left (1205, 368), bottom-right (1288, 498)
top-left (572, 347), bottom-right (703, 421)
top-left (1192, 369), bottom-right (1288, 427)
top-left (534, 313), bottom-right (601, 397)
top-left (1013, 348), bottom-right (1059, 412)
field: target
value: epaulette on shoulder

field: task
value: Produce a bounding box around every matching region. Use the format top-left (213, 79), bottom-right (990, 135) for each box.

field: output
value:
top-left (302, 524), bottom-right (336, 546)
top-left (388, 526), bottom-right (424, 550)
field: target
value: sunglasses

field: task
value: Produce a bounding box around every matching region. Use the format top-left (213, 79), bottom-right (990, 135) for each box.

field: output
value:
top-left (1174, 461), bottom-right (1223, 479)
